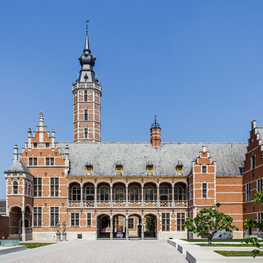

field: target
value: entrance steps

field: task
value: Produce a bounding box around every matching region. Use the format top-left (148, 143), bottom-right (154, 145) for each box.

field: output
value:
top-left (7, 234), bottom-right (21, 240)
top-left (129, 238), bottom-right (140, 241)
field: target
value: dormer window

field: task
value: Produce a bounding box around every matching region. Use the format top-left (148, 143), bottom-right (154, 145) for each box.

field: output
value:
top-left (86, 165), bottom-right (93, 175)
top-left (33, 143), bottom-right (38, 148)
top-left (202, 166), bottom-right (207, 173)
top-left (146, 165), bottom-right (153, 175)
top-left (176, 159), bottom-right (183, 175)
top-left (116, 165), bottom-right (123, 175)
top-left (251, 155), bottom-right (256, 170)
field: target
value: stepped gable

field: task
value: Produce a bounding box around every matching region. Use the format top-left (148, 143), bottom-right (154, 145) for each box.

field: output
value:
top-left (58, 142), bottom-right (247, 176)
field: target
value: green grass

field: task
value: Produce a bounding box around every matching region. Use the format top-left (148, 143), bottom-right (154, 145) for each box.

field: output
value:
top-left (214, 250), bottom-right (263, 257)
top-left (181, 239), bottom-right (262, 243)
top-left (198, 243), bottom-right (263, 247)
top-left (19, 243), bottom-right (54, 249)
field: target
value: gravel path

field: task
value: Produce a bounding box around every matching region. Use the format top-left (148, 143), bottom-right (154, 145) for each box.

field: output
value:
top-left (5, 240), bottom-right (188, 263)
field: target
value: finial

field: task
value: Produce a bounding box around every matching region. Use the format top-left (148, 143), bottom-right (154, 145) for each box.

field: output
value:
top-left (151, 115), bottom-right (160, 128)
top-left (39, 111), bottom-right (44, 126)
top-left (84, 21), bottom-right (91, 52)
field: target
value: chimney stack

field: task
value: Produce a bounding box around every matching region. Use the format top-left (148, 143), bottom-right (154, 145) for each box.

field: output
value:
top-left (150, 116), bottom-right (161, 149)
top-left (13, 145), bottom-right (18, 164)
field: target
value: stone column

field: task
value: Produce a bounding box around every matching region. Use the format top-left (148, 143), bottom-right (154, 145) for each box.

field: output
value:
top-left (110, 217), bottom-right (113, 240)
top-left (94, 185), bottom-right (97, 208)
top-left (156, 217), bottom-right (159, 240)
top-left (80, 185), bottom-right (83, 208)
top-left (67, 186), bottom-right (69, 207)
top-left (126, 217), bottom-right (129, 240)
top-left (126, 186), bottom-right (128, 208)
top-left (110, 186), bottom-right (113, 208)
top-left (141, 217), bottom-right (144, 240)
top-left (141, 186), bottom-right (144, 207)
top-left (157, 186), bottom-right (160, 208)
top-left (21, 210), bottom-right (26, 241)
top-left (95, 217), bottom-right (98, 240)
top-left (172, 185), bottom-right (175, 207)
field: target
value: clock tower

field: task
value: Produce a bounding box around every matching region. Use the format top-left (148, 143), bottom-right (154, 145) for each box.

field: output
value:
top-left (72, 22), bottom-right (102, 142)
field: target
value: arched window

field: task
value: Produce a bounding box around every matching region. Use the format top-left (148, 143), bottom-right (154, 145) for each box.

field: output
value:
top-left (115, 186), bottom-right (124, 201)
top-left (85, 185), bottom-right (94, 200)
top-left (13, 181), bottom-right (18, 194)
top-left (100, 186), bottom-right (109, 201)
top-left (174, 185), bottom-right (186, 201)
top-left (71, 186), bottom-right (81, 201)
top-left (25, 182), bottom-right (28, 195)
top-left (144, 186), bottom-right (154, 201)
top-left (160, 185), bottom-right (169, 200)
top-left (130, 186), bottom-right (139, 201)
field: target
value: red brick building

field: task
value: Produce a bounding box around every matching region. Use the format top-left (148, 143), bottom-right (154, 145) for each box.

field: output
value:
top-left (3, 26), bottom-right (263, 241)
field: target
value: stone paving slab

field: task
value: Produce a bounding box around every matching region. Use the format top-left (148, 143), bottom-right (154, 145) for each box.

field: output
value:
top-left (1, 240), bottom-right (188, 263)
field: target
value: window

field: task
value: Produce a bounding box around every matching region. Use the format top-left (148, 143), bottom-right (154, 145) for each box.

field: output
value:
top-left (116, 165), bottom-right (123, 175)
top-left (25, 182), bottom-right (28, 195)
top-left (160, 185), bottom-right (169, 200)
top-left (50, 178), bottom-right (59, 197)
top-left (128, 218), bottom-right (134, 229)
top-left (202, 166), bottom-right (207, 173)
top-left (202, 183), bottom-right (207, 198)
top-left (189, 185), bottom-right (192, 200)
top-left (85, 185), bottom-right (94, 200)
top-left (115, 186), bottom-right (124, 201)
top-left (13, 181), bottom-right (18, 194)
top-left (29, 157), bottom-right (37, 166)
top-left (177, 213), bottom-right (185, 231)
top-left (71, 213), bottom-right (79, 226)
top-left (144, 186), bottom-right (154, 201)
top-left (130, 186), bottom-right (139, 201)
top-left (146, 165), bottom-right (153, 175)
top-left (258, 213), bottom-right (263, 228)
top-left (86, 165), bottom-right (93, 175)
top-left (87, 213), bottom-right (91, 227)
top-left (33, 143), bottom-right (37, 148)
top-left (84, 109), bottom-right (88, 120)
top-left (176, 165), bottom-right (183, 175)
top-left (174, 185), bottom-right (186, 201)
top-left (34, 178), bottom-right (42, 197)
top-left (71, 186), bottom-right (81, 201)
top-left (100, 186), bottom-right (109, 201)
top-left (33, 207), bottom-right (42, 227)
top-left (246, 183), bottom-right (251, 202)
top-left (162, 213), bottom-right (170, 231)
top-left (46, 157), bottom-right (54, 166)
top-left (45, 143), bottom-right (49, 148)
top-left (257, 179), bottom-right (263, 193)
top-left (84, 128), bottom-right (88, 139)
top-left (84, 90), bottom-right (87, 101)
top-left (50, 207), bottom-right (59, 227)
top-left (251, 155), bottom-right (256, 170)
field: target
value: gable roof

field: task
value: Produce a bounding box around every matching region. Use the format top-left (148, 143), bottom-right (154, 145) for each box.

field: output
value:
top-left (58, 142), bottom-right (247, 176)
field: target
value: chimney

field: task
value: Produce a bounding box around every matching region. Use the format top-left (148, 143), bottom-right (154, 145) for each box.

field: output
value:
top-left (251, 120), bottom-right (256, 130)
top-left (150, 116), bottom-right (161, 149)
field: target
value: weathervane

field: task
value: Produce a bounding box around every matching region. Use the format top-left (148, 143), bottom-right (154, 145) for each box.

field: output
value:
top-left (86, 20), bottom-right (89, 32)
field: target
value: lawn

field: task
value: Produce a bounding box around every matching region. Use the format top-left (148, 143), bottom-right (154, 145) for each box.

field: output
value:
top-left (19, 243), bottom-right (54, 249)
top-left (181, 239), bottom-right (262, 243)
top-left (214, 250), bottom-right (263, 257)
top-left (198, 243), bottom-right (263, 247)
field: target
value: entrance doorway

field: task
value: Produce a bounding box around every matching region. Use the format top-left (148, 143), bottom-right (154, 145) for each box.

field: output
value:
top-left (113, 215), bottom-right (126, 239)
top-left (97, 215), bottom-right (110, 239)
top-left (144, 214), bottom-right (157, 238)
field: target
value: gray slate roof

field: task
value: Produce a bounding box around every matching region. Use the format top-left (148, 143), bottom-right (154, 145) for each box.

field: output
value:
top-left (58, 142), bottom-right (247, 176)
top-left (5, 160), bottom-right (32, 175)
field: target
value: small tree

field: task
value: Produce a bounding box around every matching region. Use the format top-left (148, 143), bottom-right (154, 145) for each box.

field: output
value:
top-left (145, 216), bottom-right (153, 231)
top-left (183, 202), bottom-right (239, 244)
top-left (243, 191), bottom-right (263, 258)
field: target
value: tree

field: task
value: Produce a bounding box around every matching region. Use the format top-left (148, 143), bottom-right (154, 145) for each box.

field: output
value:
top-left (243, 191), bottom-right (263, 258)
top-left (145, 216), bottom-right (154, 231)
top-left (183, 203), bottom-right (239, 244)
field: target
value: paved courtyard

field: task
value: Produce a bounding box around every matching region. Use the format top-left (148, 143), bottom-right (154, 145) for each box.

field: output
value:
top-left (1, 240), bottom-right (188, 263)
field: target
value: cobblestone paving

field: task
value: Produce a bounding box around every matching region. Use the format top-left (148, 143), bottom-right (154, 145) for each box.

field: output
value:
top-left (8, 240), bottom-right (188, 263)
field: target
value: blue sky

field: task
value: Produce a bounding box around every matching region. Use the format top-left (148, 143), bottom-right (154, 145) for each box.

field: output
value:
top-left (0, 1), bottom-right (263, 198)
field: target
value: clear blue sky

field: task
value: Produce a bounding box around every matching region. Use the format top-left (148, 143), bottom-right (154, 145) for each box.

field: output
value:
top-left (1, 1), bottom-right (263, 198)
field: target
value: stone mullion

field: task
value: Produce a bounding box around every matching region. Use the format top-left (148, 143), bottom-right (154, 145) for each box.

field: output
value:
top-left (172, 185), bottom-right (174, 207)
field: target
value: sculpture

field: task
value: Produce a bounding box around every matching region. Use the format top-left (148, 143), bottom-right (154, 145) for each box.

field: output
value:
top-left (62, 221), bottom-right (66, 233)
top-left (56, 221), bottom-right (60, 233)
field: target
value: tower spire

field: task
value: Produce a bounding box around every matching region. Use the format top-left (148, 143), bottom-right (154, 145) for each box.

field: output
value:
top-left (84, 20), bottom-right (91, 52)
